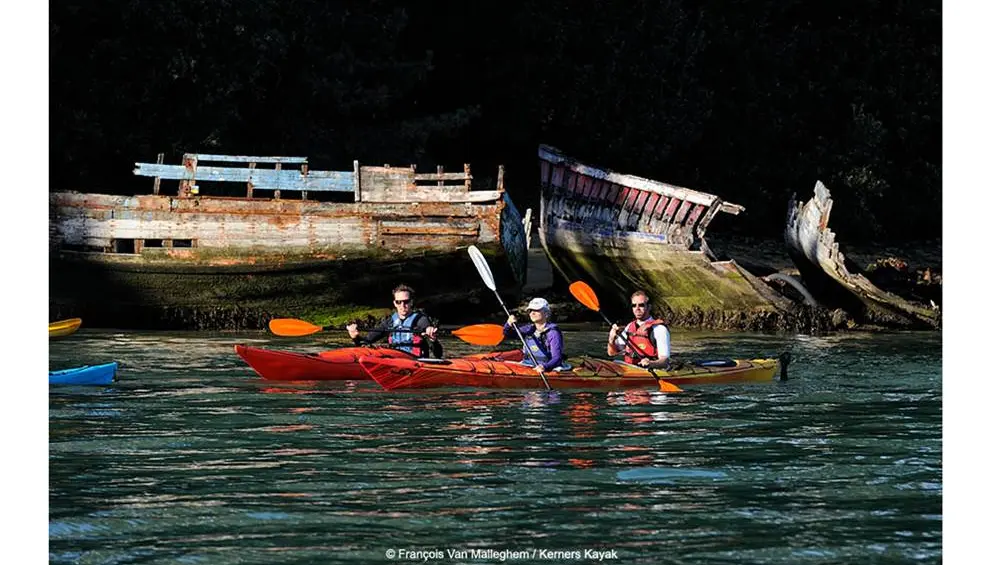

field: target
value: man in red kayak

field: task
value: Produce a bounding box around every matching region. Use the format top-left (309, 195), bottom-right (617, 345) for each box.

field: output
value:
top-left (503, 297), bottom-right (568, 372)
top-left (606, 290), bottom-right (671, 368)
top-left (346, 284), bottom-right (443, 358)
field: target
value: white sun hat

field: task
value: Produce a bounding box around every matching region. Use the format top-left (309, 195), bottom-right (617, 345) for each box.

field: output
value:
top-left (526, 297), bottom-right (550, 312)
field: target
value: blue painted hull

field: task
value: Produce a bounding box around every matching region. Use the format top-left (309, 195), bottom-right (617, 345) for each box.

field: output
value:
top-left (49, 362), bottom-right (118, 385)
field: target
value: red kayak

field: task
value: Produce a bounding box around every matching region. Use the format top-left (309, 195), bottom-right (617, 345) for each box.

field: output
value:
top-left (234, 345), bottom-right (523, 381)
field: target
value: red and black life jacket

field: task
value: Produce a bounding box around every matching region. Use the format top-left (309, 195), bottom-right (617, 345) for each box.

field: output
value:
top-left (623, 318), bottom-right (666, 365)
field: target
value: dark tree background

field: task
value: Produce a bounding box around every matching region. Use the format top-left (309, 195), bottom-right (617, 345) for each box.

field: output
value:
top-left (50, 0), bottom-right (941, 243)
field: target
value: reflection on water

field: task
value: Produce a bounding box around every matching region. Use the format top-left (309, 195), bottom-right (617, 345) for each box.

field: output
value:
top-left (50, 329), bottom-right (941, 564)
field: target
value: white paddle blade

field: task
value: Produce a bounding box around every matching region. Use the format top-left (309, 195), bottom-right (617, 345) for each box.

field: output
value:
top-left (467, 245), bottom-right (497, 291)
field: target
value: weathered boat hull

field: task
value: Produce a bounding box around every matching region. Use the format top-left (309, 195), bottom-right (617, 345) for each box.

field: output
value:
top-left (50, 242), bottom-right (520, 330)
top-left (360, 355), bottom-right (784, 391)
top-left (50, 156), bottom-right (527, 329)
top-left (537, 145), bottom-right (795, 330)
top-left (784, 182), bottom-right (940, 329)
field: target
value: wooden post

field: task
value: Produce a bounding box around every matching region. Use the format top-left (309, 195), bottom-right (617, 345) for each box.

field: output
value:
top-left (152, 153), bottom-right (164, 195)
top-left (497, 165), bottom-right (505, 191)
top-left (353, 160), bottom-right (361, 202)
top-left (179, 154), bottom-right (197, 198)
top-left (523, 208), bottom-right (533, 250)
top-left (464, 163), bottom-right (471, 191)
top-left (301, 163), bottom-right (308, 200)
top-left (437, 165), bottom-right (444, 188)
top-left (246, 162), bottom-right (256, 199)
top-left (274, 162), bottom-right (282, 200)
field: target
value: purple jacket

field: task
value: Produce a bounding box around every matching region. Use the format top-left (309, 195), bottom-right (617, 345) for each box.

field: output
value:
top-left (502, 321), bottom-right (565, 371)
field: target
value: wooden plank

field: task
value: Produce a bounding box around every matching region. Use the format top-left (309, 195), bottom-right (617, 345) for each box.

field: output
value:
top-left (663, 198), bottom-right (681, 224)
top-left (378, 223), bottom-right (480, 237)
top-left (550, 164), bottom-right (565, 191)
top-left (641, 192), bottom-right (660, 232)
top-left (134, 163), bottom-right (355, 192)
top-left (647, 194), bottom-right (670, 233)
top-left (414, 172), bottom-right (472, 182)
top-left (683, 203), bottom-right (706, 230)
top-left (193, 154), bottom-right (308, 164)
top-left (695, 200), bottom-right (721, 239)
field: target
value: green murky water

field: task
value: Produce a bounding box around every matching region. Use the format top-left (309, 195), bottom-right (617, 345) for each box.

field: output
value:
top-left (49, 329), bottom-right (941, 564)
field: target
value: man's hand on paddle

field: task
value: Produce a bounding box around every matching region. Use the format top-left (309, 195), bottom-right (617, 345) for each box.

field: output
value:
top-left (346, 323), bottom-right (360, 340)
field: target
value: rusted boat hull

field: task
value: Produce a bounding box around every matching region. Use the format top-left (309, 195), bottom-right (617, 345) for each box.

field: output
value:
top-left (537, 145), bottom-right (794, 330)
top-left (784, 182), bottom-right (941, 329)
top-left (50, 156), bottom-right (527, 329)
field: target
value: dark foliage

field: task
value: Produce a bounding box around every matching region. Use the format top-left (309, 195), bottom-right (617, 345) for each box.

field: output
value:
top-left (50, 0), bottom-right (940, 242)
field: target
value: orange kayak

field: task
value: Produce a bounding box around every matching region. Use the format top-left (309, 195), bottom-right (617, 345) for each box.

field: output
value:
top-left (234, 345), bottom-right (523, 381)
top-left (360, 355), bottom-right (789, 390)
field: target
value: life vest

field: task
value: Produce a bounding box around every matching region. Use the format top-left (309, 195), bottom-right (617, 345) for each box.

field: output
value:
top-left (520, 323), bottom-right (559, 365)
top-left (388, 312), bottom-right (424, 356)
top-left (623, 318), bottom-right (666, 365)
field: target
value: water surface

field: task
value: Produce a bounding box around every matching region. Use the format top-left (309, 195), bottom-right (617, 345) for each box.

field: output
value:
top-left (50, 330), bottom-right (942, 564)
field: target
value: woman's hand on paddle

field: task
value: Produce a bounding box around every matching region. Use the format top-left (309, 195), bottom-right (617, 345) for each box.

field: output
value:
top-left (638, 358), bottom-right (652, 368)
top-left (346, 323), bottom-right (359, 339)
top-left (506, 314), bottom-right (517, 326)
top-left (533, 364), bottom-right (545, 373)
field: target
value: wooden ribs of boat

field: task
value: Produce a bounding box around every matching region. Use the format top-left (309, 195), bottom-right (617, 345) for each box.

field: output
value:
top-left (784, 181), bottom-right (940, 329)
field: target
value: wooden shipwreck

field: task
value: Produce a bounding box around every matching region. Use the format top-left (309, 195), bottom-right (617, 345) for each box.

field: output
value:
top-left (50, 153), bottom-right (527, 329)
top-left (537, 144), bottom-right (796, 330)
top-left (784, 181), bottom-right (941, 329)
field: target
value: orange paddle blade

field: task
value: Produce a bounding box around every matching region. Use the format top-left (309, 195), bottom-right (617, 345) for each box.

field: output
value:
top-left (569, 281), bottom-right (601, 312)
top-left (658, 380), bottom-right (683, 393)
top-left (269, 318), bottom-right (324, 337)
top-left (451, 324), bottom-right (505, 346)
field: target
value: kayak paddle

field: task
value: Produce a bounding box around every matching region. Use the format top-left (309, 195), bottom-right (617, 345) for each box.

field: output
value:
top-left (468, 245), bottom-right (552, 390)
top-left (268, 318), bottom-right (506, 346)
top-left (568, 281), bottom-right (682, 393)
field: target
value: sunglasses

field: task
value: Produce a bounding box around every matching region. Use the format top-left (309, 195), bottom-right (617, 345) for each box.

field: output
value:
top-left (631, 302), bottom-right (648, 308)
top-left (394, 299), bottom-right (412, 305)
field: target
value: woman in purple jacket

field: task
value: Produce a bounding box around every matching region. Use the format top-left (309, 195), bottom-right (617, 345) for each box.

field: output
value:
top-left (503, 297), bottom-right (568, 372)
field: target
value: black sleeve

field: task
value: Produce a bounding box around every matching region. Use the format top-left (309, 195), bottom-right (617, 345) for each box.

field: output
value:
top-left (358, 317), bottom-right (390, 346)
